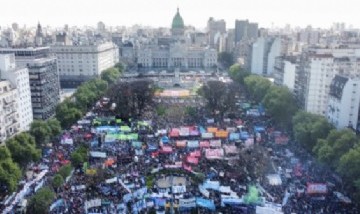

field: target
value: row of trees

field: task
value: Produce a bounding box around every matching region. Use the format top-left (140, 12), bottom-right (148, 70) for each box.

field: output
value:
top-left (293, 111), bottom-right (360, 200)
top-left (1, 119), bottom-right (62, 194)
top-left (56, 64), bottom-right (123, 128)
top-left (229, 64), bottom-right (298, 128)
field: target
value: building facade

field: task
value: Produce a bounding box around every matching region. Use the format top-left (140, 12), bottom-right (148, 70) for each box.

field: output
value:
top-left (327, 75), bottom-right (360, 129)
top-left (251, 37), bottom-right (282, 75)
top-left (0, 80), bottom-right (20, 145)
top-left (51, 42), bottom-right (119, 87)
top-left (0, 47), bottom-right (61, 120)
top-left (0, 54), bottom-right (33, 131)
top-left (235, 20), bottom-right (258, 43)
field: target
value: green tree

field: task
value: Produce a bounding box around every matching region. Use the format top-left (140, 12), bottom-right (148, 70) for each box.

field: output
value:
top-left (228, 63), bottom-right (250, 84)
top-left (262, 86), bottom-right (298, 129)
top-left (27, 187), bottom-right (55, 214)
top-left (52, 174), bottom-right (64, 189)
top-left (0, 147), bottom-right (21, 193)
top-left (30, 120), bottom-right (51, 147)
top-left (47, 118), bottom-right (62, 137)
top-left (58, 164), bottom-right (72, 179)
top-left (6, 133), bottom-right (41, 168)
top-left (71, 152), bottom-right (84, 167)
top-left (198, 80), bottom-right (236, 117)
top-left (292, 111), bottom-right (334, 152)
top-left (101, 67), bottom-right (121, 84)
top-left (313, 129), bottom-right (359, 168)
top-left (218, 52), bottom-right (234, 69)
top-left (244, 75), bottom-right (272, 102)
top-left (56, 99), bottom-right (83, 128)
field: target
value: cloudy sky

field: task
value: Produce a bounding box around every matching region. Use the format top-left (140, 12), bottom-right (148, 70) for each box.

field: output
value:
top-left (1, 0), bottom-right (358, 29)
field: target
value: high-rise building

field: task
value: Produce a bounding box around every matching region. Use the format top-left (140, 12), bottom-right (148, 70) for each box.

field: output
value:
top-left (51, 42), bottom-right (119, 88)
top-left (327, 75), bottom-right (360, 130)
top-left (207, 17), bottom-right (226, 48)
top-left (0, 47), bottom-right (61, 120)
top-left (0, 54), bottom-right (33, 131)
top-left (0, 80), bottom-right (20, 145)
top-left (235, 20), bottom-right (258, 43)
top-left (251, 37), bottom-right (282, 75)
top-left (274, 56), bottom-right (297, 91)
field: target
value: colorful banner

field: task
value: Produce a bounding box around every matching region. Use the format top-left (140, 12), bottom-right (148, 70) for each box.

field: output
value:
top-left (229, 133), bottom-right (240, 141)
top-left (196, 198), bottom-right (216, 211)
top-left (210, 140), bottom-right (222, 148)
top-left (176, 140), bottom-right (187, 147)
top-left (170, 128), bottom-right (180, 137)
top-left (205, 149), bottom-right (224, 159)
top-left (200, 141), bottom-right (210, 148)
top-left (215, 130), bottom-right (229, 138)
top-left (307, 183), bottom-right (327, 194)
top-left (172, 185), bottom-right (186, 194)
top-left (187, 140), bottom-right (199, 148)
top-left (186, 156), bottom-right (199, 164)
top-left (179, 198), bottom-right (196, 208)
top-left (189, 150), bottom-right (201, 157)
top-left (160, 146), bottom-right (173, 153)
top-left (179, 127), bottom-right (190, 136)
top-left (207, 127), bottom-right (218, 133)
top-left (201, 133), bottom-right (213, 139)
top-left (223, 145), bottom-right (239, 154)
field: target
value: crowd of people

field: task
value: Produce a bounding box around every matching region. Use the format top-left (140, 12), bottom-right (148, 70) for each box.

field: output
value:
top-left (1, 93), bottom-right (359, 214)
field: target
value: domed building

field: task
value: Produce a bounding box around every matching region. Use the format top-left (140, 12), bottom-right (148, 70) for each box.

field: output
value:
top-left (171, 8), bottom-right (185, 37)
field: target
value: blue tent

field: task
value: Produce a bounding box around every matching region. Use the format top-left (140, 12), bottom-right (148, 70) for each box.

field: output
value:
top-left (161, 136), bottom-right (169, 144)
top-left (254, 126), bottom-right (265, 133)
top-left (240, 131), bottom-right (250, 140)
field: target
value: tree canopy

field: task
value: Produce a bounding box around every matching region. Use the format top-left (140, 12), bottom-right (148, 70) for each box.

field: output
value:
top-left (262, 86), bottom-right (298, 129)
top-left (56, 98), bottom-right (83, 129)
top-left (107, 79), bottom-right (154, 119)
top-left (0, 147), bottom-right (21, 193)
top-left (6, 133), bottom-right (41, 168)
top-left (218, 52), bottom-right (234, 69)
top-left (101, 67), bottom-right (122, 84)
top-left (244, 75), bottom-right (272, 103)
top-left (228, 63), bottom-right (250, 84)
top-left (27, 187), bottom-right (55, 214)
top-left (30, 119), bottom-right (62, 147)
top-left (198, 80), bottom-right (236, 118)
top-left (292, 111), bottom-right (334, 152)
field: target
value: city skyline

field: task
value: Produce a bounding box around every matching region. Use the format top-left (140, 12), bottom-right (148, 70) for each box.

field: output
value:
top-left (1, 0), bottom-right (359, 29)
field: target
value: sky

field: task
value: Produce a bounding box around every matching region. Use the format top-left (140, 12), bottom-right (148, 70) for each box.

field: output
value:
top-left (1, 0), bottom-right (358, 29)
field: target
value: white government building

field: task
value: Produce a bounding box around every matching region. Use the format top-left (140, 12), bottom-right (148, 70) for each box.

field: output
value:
top-left (137, 8), bottom-right (217, 70)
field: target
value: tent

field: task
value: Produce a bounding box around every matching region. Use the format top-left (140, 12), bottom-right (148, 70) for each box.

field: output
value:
top-left (161, 136), bottom-right (169, 144)
top-left (307, 183), bottom-right (327, 194)
top-left (160, 146), bottom-right (173, 154)
top-left (187, 140), bottom-right (199, 148)
top-left (201, 133), bottom-right (213, 139)
top-left (200, 141), bottom-right (210, 148)
top-left (169, 129), bottom-right (180, 137)
top-left (266, 174), bottom-right (282, 186)
top-left (176, 140), bottom-right (187, 148)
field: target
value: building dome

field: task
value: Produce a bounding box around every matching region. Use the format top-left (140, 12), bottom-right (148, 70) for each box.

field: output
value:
top-left (172, 8), bottom-right (184, 29)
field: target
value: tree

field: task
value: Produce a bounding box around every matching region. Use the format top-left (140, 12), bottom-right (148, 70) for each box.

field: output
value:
top-left (0, 147), bottom-right (21, 193)
top-left (6, 133), bottom-right (41, 168)
top-left (56, 98), bottom-right (82, 128)
top-left (101, 67), bottom-right (121, 84)
top-left (292, 111), bottom-right (334, 152)
top-left (30, 120), bottom-right (51, 147)
top-left (27, 187), bottom-right (55, 214)
top-left (58, 164), bottom-right (72, 179)
top-left (107, 79), bottom-right (154, 119)
top-left (74, 79), bottom-right (108, 111)
top-left (218, 52), bottom-right (234, 69)
top-left (313, 129), bottom-right (359, 168)
top-left (228, 63), bottom-right (250, 84)
top-left (71, 152), bottom-right (84, 167)
top-left (52, 174), bottom-right (64, 189)
top-left (244, 75), bottom-right (272, 102)
top-left (262, 86), bottom-right (298, 129)
top-left (47, 118), bottom-right (62, 137)
top-left (198, 80), bottom-right (236, 118)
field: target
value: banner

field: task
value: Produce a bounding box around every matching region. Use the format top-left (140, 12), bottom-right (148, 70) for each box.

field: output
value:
top-left (200, 141), bottom-right (210, 148)
top-left (133, 187), bottom-right (147, 199)
top-left (199, 185), bottom-right (210, 197)
top-left (189, 150), bottom-right (201, 157)
top-left (165, 162), bottom-right (182, 169)
top-left (224, 145), bottom-right (239, 154)
top-left (207, 127), bottom-right (218, 133)
top-left (186, 156), bottom-right (199, 164)
top-left (187, 140), bottom-right (199, 148)
top-left (201, 133), bottom-right (213, 139)
top-left (85, 198), bottom-right (101, 209)
top-left (105, 177), bottom-right (117, 184)
top-left (172, 185), bottom-right (186, 194)
top-left (215, 130), bottom-right (229, 138)
top-left (229, 133), bottom-right (240, 141)
top-left (179, 198), bottom-right (196, 208)
top-left (202, 180), bottom-right (220, 191)
top-left (205, 149), bottom-right (224, 159)
top-left (131, 141), bottom-right (142, 148)
top-left (196, 198), bottom-right (216, 211)
top-left (169, 128), bottom-right (180, 137)
top-left (307, 183), bottom-right (327, 194)
top-left (90, 151), bottom-right (107, 158)
top-left (160, 146), bottom-right (173, 153)
top-left (176, 140), bottom-right (187, 147)
top-left (179, 127), bottom-right (190, 137)
top-left (210, 140), bottom-right (222, 148)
